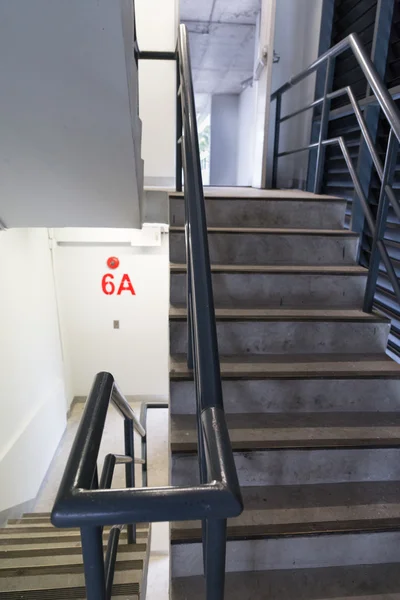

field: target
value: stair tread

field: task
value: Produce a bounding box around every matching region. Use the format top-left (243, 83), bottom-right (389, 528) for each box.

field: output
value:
top-left (169, 307), bottom-right (387, 322)
top-left (170, 226), bottom-right (357, 236)
top-left (171, 563), bottom-right (400, 599)
top-left (0, 557), bottom-right (143, 577)
top-left (170, 353), bottom-right (400, 380)
top-left (2, 523), bottom-right (149, 534)
top-left (171, 411), bottom-right (400, 452)
top-left (170, 263), bottom-right (368, 274)
top-left (0, 542), bottom-right (147, 559)
top-left (0, 569), bottom-right (141, 592)
top-left (170, 189), bottom-right (344, 201)
top-left (0, 530), bottom-right (148, 545)
top-left (171, 481), bottom-right (400, 542)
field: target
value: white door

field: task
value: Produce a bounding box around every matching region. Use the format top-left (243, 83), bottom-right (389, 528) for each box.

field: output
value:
top-left (252, 0), bottom-right (277, 188)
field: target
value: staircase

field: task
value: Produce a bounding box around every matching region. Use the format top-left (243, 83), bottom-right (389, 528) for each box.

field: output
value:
top-left (0, 513), bottom-right (150, 599)
top-left (169, 187), bottom-right (400, 599)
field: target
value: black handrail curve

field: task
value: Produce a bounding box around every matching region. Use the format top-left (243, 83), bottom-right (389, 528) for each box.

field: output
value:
top-left (270, 31), bottom-right (400, 313)
top-left (52, 29), bottom-right (242, 600)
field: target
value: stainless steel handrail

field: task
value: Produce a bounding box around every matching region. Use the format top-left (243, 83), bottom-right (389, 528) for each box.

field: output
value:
top-left (271, 33), bottom-right (400, 142)
top-left (270, 32), bottom-right (400, 312)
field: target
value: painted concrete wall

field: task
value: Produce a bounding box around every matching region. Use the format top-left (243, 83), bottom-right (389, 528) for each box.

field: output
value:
top-left (210, 95), bottom-right (240, 186)
top-left (0, 229), bottom-right (68, 516)
top-left (0, 0), bottom-right (142, 229)
top-left (267, 0), bottom-right (324, 188)
top-left (54, 228), bottom-right (169, 400)
top-left (237, 86), bottom-right (256, 187)
top-left (136, 0), bottom-right (178, 188)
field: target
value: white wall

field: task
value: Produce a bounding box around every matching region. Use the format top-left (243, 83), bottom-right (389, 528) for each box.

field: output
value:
top-left (210, 95), bottom-right (240, 186)
top-left (237, 86), bottom-right (256, 187)
top-left (54, 228), bottom-right (169, 399)
top-left (0, 229), bottom-right (68, 515)
top-left (0, 0), bottom-right (142, 229)
top-left (267, 0), bottom-right (324, 188)
top-left (136, 0), bottom-right (178, 188)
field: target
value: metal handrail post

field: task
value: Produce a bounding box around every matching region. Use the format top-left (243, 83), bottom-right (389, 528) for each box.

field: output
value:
top-left (124, 419), bottom-right (136, 544)
top-left (80, 526), bottom-right (107, 600)
top-left (364, 130), bottom-right (399, 312)
top-left (272, 93), bottom-right (282, 188)
top-left (314, 57), bottom-right (333, 193)
top-left (176, 55), bottom-right (183, 193)
top-left (205, 519), bottom-right (227, 600)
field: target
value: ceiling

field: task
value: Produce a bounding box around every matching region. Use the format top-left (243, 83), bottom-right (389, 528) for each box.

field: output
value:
top-left (181, 0), bottom-right (261, 95)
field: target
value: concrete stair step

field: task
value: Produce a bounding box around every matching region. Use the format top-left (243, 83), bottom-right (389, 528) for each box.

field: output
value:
top-left (169, 307), bottom-right (386, 321)
top-left (0, 529), bottom-right (148, 545)
top-left (170, 353), bottom-right (400, 380)
top-left (170, 378), bottom-right (400, 414)
top-left (171, 481), bottom-right (400, 543)
top-left (169, 193), bottom-right (347, 229)
top-left (0, 549), bottom-right (145, 570)
top-left (169, 310), bottom-right (390, 355)
top-left (171, 412), bottom-right (400, 453)
top-left (169, 228), bottom-right (359, 266)
top-left (171, 563), bottom-right (400, 600)
top-left (0, 542), bottom-right (147, 559)
top-left (170, 264), bottom-right (367, 308)
top-left (0, 569), bottom-right (141, 594)
top-left (0, 558), bottom-right (143, 578)
top-left (2, 523), bottom-right (149, 534)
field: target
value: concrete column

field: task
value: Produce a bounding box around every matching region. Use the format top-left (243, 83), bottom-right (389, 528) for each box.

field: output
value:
top-left (210, 94), bottom-right (239, 187)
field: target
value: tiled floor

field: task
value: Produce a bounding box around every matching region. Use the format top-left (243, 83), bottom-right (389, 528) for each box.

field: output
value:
top-left (35, 400), bottom-right (170, 599)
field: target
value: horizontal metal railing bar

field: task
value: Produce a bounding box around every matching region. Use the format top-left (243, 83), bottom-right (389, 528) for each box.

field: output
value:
top-left (113, 455), bottom-right (134, 465)
top-left (276, 135), bottom-right (400, 305)
top-left (138, 50), bottom-right (177, 61)
top-left (327, 84), bottom-right (400, 123)
top-left (271, 33), bottom-right (400, 144)
top-left (52, 372), bottom-right (242, 528)
top-left (280, 87), bottom-right (348, 123)
top-left (53, 482), bottom-right (242, 528)
top-left (111, 384), bottom-right (145, 438)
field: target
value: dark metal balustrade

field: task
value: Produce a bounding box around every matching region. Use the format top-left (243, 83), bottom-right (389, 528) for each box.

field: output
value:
top-left (271, 32), bottom-right (400, 312)
top-left (52, 20), bottom-right (242, 600)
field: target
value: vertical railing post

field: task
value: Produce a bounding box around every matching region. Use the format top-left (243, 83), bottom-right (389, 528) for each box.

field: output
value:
top-left (364, 130), bottom-right (399, 312)
top-left (124, 419), bottom-right (136, 544)
top-left (182, 133), bottom-right (194, 370)
top-left (176, 56), bottom-right (183, 193)
top-left (205, 519), bottom-right (227, 600)
top-left (80, 526), bottom-right (107, 600)
top-left (271, 93), bottom-right (282, 188)
top-left (104, 527), bottom-right (121, 600)
top-left (314, 56), bottom-right (333, 194)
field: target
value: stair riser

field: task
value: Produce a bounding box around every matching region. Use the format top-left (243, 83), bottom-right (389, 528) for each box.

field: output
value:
top-left (170, 273), bottom-right (367, 308)
top-left (170, 233), bottom-right (359, 266)
top-left (169, 321), bottom-right (389, 355)
top-left (169, 198), bottom-right (347, 229)
top-left (172, 449), bottom-right (400, 487)
top-left (171, 531), bottom-right (400, 577)
top-left (170, 379), bottom-right (400, 414)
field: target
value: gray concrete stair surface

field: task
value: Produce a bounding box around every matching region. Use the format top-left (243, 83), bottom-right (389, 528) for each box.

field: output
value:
top-left (0, 514), bottom-right (150, 599)
top-left (168, 189), bottom-right (400, 599)
top-left (170, 264), bottom-right (368, 308)
top-left (170, 228), bottom-right (359, 266)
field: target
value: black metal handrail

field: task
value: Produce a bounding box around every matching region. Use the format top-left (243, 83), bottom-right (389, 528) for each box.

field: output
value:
top-left (52, 22), bottom-right (242, 600)
top-left (270, 32), bottom-right (400, 313)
